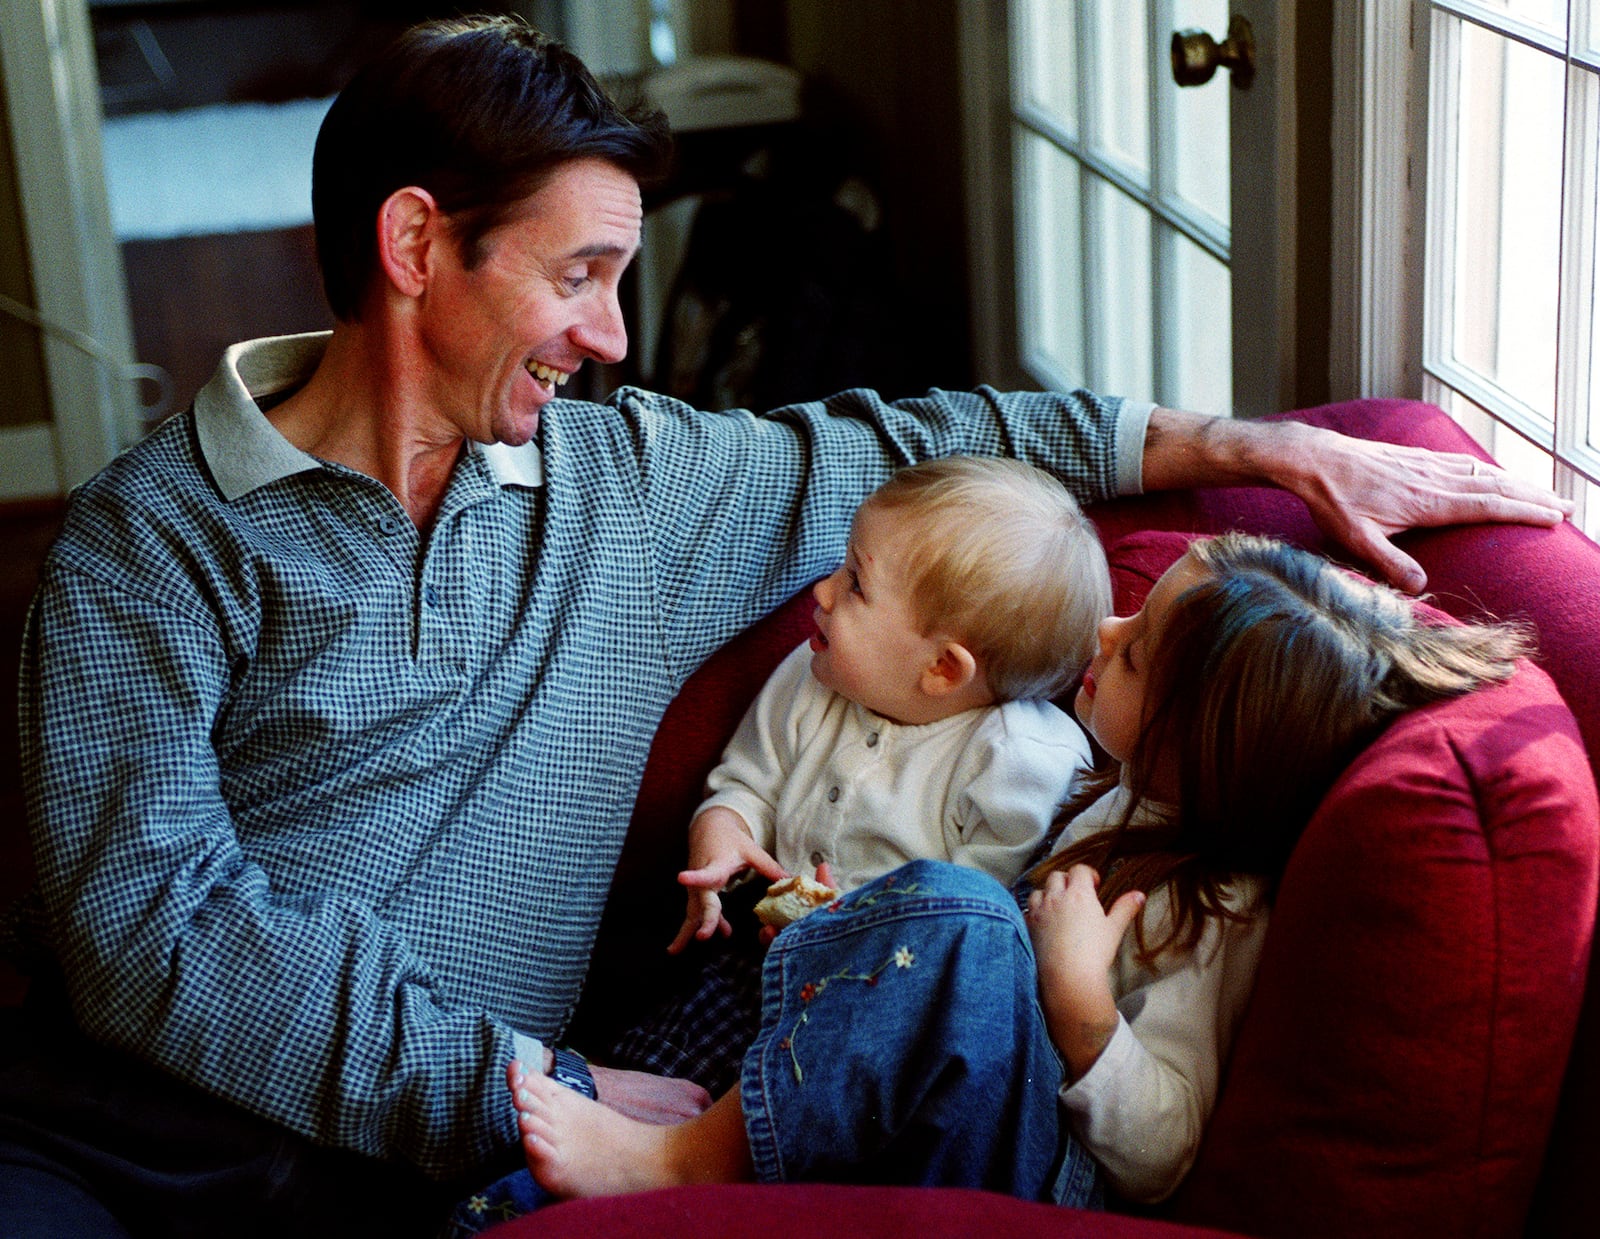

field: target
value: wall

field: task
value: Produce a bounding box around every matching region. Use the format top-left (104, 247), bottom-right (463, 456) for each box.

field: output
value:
top-left (770, 0), bottom-right (976, 395)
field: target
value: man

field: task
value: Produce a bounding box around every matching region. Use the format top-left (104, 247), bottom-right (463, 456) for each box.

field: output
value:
top-left (1, 14), bottom-right (1570, 1238)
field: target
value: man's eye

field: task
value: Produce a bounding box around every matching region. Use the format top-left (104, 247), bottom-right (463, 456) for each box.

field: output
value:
top-left (848, 570), bottom-right (863, 595)
top-left (564, 272), bottom-right (591, 291)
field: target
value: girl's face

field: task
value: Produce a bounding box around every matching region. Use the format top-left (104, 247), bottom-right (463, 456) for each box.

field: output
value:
top-left (1075, 550), bottom-right (1210, 779)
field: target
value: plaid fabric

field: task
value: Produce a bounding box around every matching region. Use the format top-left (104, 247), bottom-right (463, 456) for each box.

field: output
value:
top-left (18, 335), bottom-right (1134, 1177)
top-left (606, 942), bottom-right (767, 1096)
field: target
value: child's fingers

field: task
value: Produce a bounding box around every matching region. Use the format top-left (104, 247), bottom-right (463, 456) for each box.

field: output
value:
top-left (744, 846), bottom-right (789, 883)
top-left (678, 863), bottom-right (735, 890)
top-left (1105, 889), bottom-right (1147, 938)
top-left (666, 918), bottom-right (698, 955)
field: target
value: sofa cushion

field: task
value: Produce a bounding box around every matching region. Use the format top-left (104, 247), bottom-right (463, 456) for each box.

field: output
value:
top-left (1099, 531), bottom-right (1600, 1238)
top-left (502, 1183), bottom-right (1241, 1239)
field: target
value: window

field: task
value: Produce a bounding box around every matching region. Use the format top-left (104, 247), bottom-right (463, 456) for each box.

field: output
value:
top-left (1420, 0), bottom-right (1600, 537)
top-left (1005, 0), bottom-right (1234, 416)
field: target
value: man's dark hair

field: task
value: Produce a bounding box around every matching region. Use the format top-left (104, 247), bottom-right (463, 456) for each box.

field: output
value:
top-left (312, 15), bottom-right (672, 321)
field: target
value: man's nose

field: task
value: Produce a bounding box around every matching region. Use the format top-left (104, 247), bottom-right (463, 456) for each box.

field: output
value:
top-left (574, 290), bottom-right (628, 364)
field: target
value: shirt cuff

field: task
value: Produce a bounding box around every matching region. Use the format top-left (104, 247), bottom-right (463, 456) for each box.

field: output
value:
top-left (512, 1031), bottom-right (547, 1079)
top-left (1115, 399), bottom-right (1156, 496)
top-left (1057, 1012), bottom-right (1139, 1116)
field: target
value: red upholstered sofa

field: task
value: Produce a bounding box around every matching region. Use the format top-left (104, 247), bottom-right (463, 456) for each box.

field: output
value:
top-left (548, 400), bottom-right (1600, 1239)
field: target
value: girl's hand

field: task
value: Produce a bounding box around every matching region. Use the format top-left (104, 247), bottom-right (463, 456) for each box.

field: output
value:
top-left (667, 807), bottom-right (788, 954)
top-left (1025, 865), bottom-right (1145, 1079)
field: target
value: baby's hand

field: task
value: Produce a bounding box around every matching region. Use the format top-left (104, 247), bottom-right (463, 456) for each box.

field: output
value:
top-left (667, 807), bottom-right (787, 954)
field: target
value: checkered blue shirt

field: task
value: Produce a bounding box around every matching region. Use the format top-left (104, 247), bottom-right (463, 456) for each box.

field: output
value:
top-left (19, 333), bottom-right (1146, 1177)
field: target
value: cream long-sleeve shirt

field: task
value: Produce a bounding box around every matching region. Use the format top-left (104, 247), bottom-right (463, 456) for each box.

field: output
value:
top-left (1050, 784), bottom-right (1269, 1204)
top-left (699, 642), bottom-right (1094, 892)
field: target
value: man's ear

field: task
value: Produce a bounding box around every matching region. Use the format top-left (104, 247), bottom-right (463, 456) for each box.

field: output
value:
top-left (920, 641), bottom-right (980, 698)
top-left (376, 186), bottom-right (441, 298)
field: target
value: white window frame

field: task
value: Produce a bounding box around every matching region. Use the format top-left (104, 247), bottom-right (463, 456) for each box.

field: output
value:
top-left (1332, 0), bottom-right (1599, 531)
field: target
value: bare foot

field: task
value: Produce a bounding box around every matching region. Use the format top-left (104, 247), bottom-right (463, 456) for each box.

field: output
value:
top-left (508, 1059), bottom-right (688, 1198)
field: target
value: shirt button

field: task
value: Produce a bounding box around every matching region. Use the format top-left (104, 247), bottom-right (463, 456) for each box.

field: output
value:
top-left (423, 585), bottom-right (441, 608)
top-left (810, 851), bottom-right (825, 867)
top-left (377, 516), bottom-right (403, 536)
top-left (827, 786), bottom-right (840, 803)
top-left (865, 732), bottom-right (879, 747)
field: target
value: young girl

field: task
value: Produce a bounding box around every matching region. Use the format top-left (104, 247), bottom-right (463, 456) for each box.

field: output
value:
top-left (505, 533), bottom-right (1528, 1207)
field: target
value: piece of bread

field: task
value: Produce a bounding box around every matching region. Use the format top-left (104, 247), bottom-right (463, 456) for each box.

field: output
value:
top-left (753, 874), bottom-right (839, 929)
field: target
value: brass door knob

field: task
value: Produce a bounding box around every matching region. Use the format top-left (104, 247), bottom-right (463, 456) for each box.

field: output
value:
top-left (1171, 14), bottom-right (1256, 90)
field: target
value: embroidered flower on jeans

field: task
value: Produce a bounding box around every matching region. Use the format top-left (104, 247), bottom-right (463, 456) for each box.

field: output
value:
top-left (469, 1196), bottom-right (489, 1214)
top-left (781, 944), bottom-right (916, 1083)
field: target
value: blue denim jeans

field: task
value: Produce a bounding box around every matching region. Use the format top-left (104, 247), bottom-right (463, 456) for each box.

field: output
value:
top-left (443, 860), bottom-right (1098, 1232)
top-left (741, 860), bottom-right (1099, 1207)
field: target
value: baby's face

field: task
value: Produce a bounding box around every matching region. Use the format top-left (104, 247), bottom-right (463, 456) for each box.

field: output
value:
top-left (808, 504), bottom-right (949, 724)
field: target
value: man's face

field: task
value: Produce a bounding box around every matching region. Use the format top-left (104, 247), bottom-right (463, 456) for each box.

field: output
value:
top-left (417, 158), bottom-right (643, 446)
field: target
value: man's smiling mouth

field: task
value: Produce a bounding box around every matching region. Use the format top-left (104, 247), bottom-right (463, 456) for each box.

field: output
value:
top-left (526, 360), bottom-right (571, 394)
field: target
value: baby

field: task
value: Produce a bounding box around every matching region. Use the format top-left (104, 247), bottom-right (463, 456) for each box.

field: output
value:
top-left (607, 455), bottom-right (1112, 1092)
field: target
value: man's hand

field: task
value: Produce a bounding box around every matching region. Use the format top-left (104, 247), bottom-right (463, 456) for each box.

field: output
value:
top-left (589, 1062), bottom-right (712, 1124)
top-left (1142, 408), bottom-right (1573, 593)
top-left (668, 806), bottom-right (788, 954)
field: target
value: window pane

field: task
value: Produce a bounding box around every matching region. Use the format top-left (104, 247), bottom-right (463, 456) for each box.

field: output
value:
top-left (1088, 0), bottom-right (1150, 180)
top-left (1591, 98), bottom-right (1600, 457)
top-left (1015, 131), bottom-right (1085, 387)
top-left (1165, 228), bottom-right (1232, 415)
top-left (1013, 0), bottom-right (1077, 135)
top-left (1168, 0), bottom-right (1230, 228)
top-left (1089, 176), bottom-right (1154, 396)
top-left (1437, 384), bottom-right (1600, 539)
top-left (1450, 22), bottom-right (1562, 420)
top-left (1469, 0), bottom-right (1568, 38)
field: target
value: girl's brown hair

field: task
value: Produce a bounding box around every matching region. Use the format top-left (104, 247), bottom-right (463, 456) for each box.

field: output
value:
top-left (1032, 533), bottom-right (1529, 963)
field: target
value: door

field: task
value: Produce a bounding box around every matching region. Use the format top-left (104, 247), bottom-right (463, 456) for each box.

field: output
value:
top-left (961, 1), bottom-right (1296, 419)
top-left (0, 0), bottom-right (142, 499)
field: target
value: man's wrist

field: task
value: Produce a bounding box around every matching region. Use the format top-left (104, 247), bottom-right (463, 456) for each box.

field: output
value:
top-left (547, 1045), bottom-right (598, 1100)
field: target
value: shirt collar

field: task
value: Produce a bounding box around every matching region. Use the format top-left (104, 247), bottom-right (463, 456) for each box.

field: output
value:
top-left (193, 332), bottom-right (545, 500)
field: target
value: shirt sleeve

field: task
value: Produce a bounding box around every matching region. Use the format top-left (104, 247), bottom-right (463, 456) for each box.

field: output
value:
top-left (948, 705), bottom-right (1095, 887)
top-left (19, 565), bottom-right (524, 1179)
top-left (1056, 895), bottom-right (1269, 1203)
top-left (607, 386), bottom-right (1143, 680)
top-left (697, 642), bottom-right (816, 856)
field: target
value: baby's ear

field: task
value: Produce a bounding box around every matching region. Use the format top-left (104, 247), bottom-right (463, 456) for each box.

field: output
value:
top-left (920, 641), bottom-right (980, 697)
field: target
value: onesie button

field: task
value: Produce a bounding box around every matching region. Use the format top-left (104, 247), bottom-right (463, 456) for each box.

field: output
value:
top-left (810, 851), bottom-right (825, 867)
top-left (827, 786), bottom-right (840, 802)
top-left (865, 732), bottom-right (879, 747)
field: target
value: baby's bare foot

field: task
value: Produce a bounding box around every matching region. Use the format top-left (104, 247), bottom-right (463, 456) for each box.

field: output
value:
top-left (507, 1059), bottom-right (685, 1198)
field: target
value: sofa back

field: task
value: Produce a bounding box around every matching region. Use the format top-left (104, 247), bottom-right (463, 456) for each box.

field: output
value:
top-left (575, 399), bottom-right (1600, 1238)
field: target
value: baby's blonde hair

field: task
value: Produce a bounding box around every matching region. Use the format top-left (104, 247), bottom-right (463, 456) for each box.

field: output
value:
top-left (862, 456), bottom-right (1110, 701)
